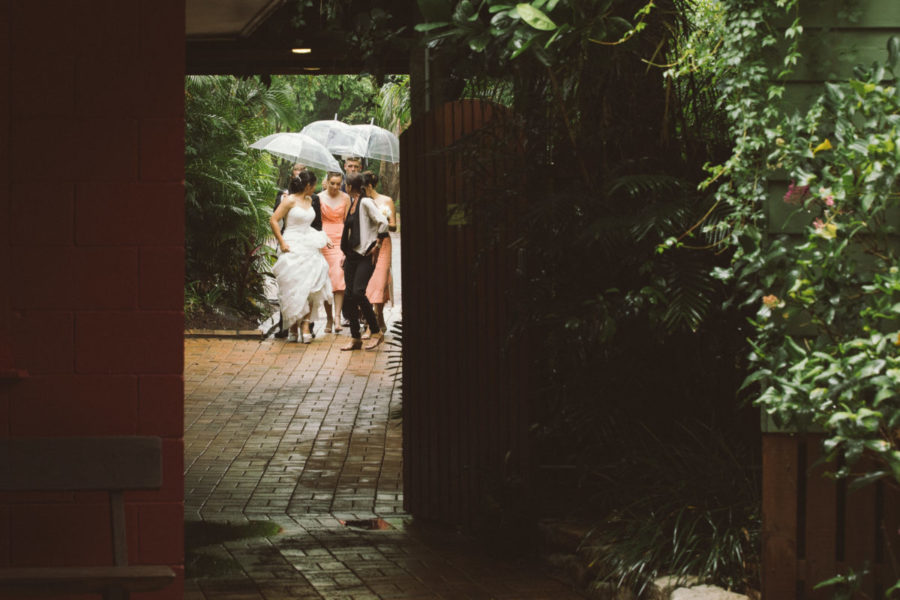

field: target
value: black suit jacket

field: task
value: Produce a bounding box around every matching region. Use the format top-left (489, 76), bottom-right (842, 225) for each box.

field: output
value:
top-left (273, 191), bottom-right (322, 232)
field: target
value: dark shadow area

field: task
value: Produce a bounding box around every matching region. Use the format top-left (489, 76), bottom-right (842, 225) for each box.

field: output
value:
top-left (185, 520), bottom-right (283, 579)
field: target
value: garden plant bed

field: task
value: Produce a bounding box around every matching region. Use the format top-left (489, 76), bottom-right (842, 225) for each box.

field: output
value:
top-left (185, 308), bottom-right (265, 338)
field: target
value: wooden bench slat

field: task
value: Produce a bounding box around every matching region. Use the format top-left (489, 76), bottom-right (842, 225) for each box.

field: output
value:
top-left (0, 566), bottom-right (175, 594)
top-left (0, 437), bottom-right (174, 599)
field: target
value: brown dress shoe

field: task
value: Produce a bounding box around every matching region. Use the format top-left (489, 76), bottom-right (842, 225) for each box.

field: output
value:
top-left (341, 338), bottom-right (363, 351)
top-left (364, 333), bottom-right (384, 351)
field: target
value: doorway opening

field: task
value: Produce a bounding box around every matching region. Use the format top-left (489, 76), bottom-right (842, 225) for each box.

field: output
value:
top-left (181, 72), bottom-right (408, 583)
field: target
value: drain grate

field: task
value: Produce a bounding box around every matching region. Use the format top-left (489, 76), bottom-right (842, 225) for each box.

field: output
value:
top-left (339, 518), bottom-right (393, 530)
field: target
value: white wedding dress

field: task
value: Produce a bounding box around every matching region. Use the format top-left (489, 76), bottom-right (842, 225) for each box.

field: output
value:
top-left (273, 204), bottom-right (333, 330)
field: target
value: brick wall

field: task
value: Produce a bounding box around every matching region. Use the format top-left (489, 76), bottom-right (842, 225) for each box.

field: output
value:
top-left (0, 1), bottom-right (185, 597)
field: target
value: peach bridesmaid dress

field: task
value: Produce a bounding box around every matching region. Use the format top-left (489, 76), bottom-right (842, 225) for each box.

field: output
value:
top-left (320, 200), bottom-right (347, 293)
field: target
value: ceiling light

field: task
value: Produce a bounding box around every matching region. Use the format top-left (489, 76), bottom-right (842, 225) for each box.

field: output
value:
top-left (292, 48), bottom-right (312, 54)
top-left (303, 67), bottom-right (321, 71)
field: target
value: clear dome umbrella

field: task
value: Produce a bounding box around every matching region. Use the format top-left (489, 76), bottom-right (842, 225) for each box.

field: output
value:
top-left (248, 132), bottom-right (343, 173)
top-left (299, 119), bottom-right (368, 159)
top-left (349, 123), bottom-right (400, 163)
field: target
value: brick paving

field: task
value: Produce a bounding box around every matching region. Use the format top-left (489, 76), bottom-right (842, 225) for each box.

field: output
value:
top-left (184, 233), bottom-right (583, 599)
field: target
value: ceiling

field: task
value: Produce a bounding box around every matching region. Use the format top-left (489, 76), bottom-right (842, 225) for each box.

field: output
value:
top-left (185, 0), bottom-right (414, 75)
top-left (186, 0), bottom-right (284, 40)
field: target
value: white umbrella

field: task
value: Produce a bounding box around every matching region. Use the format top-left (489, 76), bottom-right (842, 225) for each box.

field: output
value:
top-left (349, 123), bottom-right (400, 163)
top-left (249, 132), bottom-right (343, 173)
top-left (299, 119), bottom-right (368, 159)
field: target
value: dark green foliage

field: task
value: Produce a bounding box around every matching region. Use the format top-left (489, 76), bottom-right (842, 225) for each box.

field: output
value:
top-left (580, 421), bottom-right (760, 596)
top-left (387, 320), bottom-right (403, 421)
top-left (184, 74), bottom-right (385, 321)
top-left (415, 0), bottom-right (757, 591)
top-left (185, 75), bottom-right (300, 320)
top-left (418, 0), bottom-right (747, 441)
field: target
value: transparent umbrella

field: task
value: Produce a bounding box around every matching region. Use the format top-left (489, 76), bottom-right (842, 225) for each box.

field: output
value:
top-left (249, 132), bottom-right (343, 173)
top-left (299, 119), bottom-right (368, 159)
top-left (349, 123), bottom-right (400, 163)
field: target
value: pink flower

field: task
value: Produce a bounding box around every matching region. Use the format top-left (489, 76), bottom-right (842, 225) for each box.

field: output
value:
top-left (825, 196), bottom-right (834, 207)
top-left (813, 218), bottom-right (824, 230)
top-left (784, 181), bottom-right (810, 205)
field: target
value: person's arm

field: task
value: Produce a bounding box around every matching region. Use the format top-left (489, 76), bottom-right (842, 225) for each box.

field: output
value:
top-left (362, 198), bottom-right (389, 256)
top-left (270, 197), bottom-right (292, 252)
top-left (385, 196), bottom-right (397, 232)
top-left (363, 198), bottom-right (389, 236)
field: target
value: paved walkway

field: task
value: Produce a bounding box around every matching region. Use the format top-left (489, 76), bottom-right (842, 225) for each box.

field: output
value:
top-left (183, 233), bottom-right (584, 599)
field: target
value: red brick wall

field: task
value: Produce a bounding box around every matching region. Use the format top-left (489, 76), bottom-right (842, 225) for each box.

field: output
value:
top-left (0, 1), bottom-right (185, 597)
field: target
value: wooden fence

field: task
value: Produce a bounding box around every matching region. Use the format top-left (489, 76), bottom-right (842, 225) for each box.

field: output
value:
top-left (763, 434), bottom-right (899, 598)
top-left (399, 99), bottom-right (531, 527)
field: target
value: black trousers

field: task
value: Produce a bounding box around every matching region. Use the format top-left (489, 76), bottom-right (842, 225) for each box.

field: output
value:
top-left (343, 252), bottom-right (380, 339)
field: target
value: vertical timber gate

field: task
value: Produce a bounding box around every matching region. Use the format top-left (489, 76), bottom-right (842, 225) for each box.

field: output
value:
top-left (763, 434), bottom-right (900, 598)
top-left (400, 100), bottom-right (530, 526)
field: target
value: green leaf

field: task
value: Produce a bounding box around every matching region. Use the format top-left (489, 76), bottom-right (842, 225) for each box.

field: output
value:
top-left (515, 3), bottom-right (556, 31)
top-left (414, 21), bottom-right (450, 32)
top-left (510, 34), bottom-right (536, 59)
top-left (859, 359), bottom-right (886, 378)
top-left (468, 31), bottom-right (492, 51)
top-left (888, 35), bottom-right (900, 76)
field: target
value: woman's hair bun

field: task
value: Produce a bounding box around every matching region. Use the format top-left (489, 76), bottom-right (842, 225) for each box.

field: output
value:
top-left (362, 170), bottom-right (379, 188)
top-left (288, 169), bottom-right (317, 194)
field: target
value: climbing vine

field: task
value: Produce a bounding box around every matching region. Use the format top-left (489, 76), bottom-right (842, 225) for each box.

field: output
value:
top-left (672, 1), bottom-right (900, 590)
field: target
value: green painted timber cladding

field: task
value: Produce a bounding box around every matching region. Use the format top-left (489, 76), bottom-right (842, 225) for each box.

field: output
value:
top-left (767, 1), bottom-right (900, 234)
top-left (793, 0), bottom-right (900, 28)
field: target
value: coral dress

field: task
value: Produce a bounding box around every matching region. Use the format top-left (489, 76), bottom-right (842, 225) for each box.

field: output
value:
top-left (365, 200), bottom-right (393, 305)
top-left (272, 205), bottom-right (333, 329)
top-left (320, 199), bottom-right (347, 292)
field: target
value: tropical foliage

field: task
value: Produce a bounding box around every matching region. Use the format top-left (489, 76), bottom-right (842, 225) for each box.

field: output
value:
top-left (184, 74), bottom-right (395, 322)
top-left (185, 75), bottom-right (298, 321)
top-left (412, 0), bottom-right (758, 592)
top-left (672, 0), bottom-right (900, 592)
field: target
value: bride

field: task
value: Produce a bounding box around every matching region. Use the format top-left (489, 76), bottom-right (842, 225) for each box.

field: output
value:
top-left (269, 170), bottom-right (333, 343)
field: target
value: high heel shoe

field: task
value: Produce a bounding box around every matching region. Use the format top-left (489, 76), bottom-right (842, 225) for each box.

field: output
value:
top-left (324, 319), bottom-right (333, 334)
top-left (287, 330), bottom-right (298, 342)
top-left (300, 320), bottom-right (315, 342)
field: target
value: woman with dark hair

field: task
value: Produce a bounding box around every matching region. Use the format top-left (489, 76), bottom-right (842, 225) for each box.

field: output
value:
top-left (269, 170), bottom-right (333, 343)
top-left (339, 172), bottom-right (389, 351)
top-left (362, 170), bottom-right (396, 334)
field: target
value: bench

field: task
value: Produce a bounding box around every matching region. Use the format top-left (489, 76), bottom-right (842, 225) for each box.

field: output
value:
top-left (0, 436), bottom-right (176, 599)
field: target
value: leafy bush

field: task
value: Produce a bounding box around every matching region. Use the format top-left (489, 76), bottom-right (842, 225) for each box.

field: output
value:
top-left (743, 53), bottom-right (900, 485)
top-left (690, 4), bottom-right (900, 491)
top-left (414, 0), bottom-right (758, 589)
top-left (185, 75), bottom-right (298, 319)
top-left (582, 422), bottom-right (760, 596)
top-left (683, 0), bottom-right (900, 591)
top-left (184, 74), bottom-right (389, 321)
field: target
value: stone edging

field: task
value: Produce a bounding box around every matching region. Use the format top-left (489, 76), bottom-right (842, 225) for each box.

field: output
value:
top-left (185, 329), bottom-right (264, 339)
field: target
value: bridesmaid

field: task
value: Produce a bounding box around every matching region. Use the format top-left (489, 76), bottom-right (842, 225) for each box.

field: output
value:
top-left (362, 171), bottom-right (396, 334)
top-left (319, 172), bottom-right (350, 332)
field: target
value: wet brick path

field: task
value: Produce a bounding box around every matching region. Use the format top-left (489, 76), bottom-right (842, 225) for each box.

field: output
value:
top-left (183, 235), bottom-right (583, 599)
